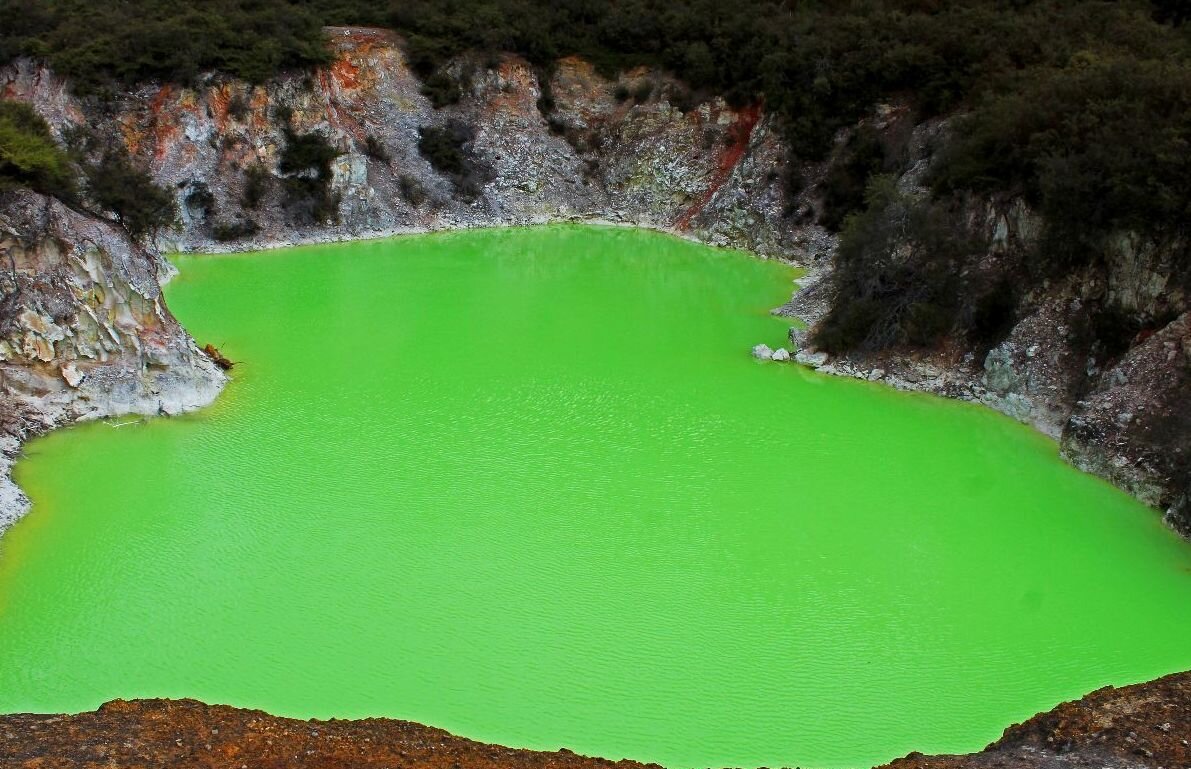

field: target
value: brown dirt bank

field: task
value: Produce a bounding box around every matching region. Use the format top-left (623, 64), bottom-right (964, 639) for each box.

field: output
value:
top-left (0, 672), bottom-right (1186, 769)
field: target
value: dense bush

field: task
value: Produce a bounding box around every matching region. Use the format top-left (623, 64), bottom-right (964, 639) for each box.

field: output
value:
top-left (241, 165), bottom-right (271, 210)
top-left (212, 218), bottom-right (260, 241)
top-left (812, 177), bottom-right (988, 353)
top-left (818, 126), bottom-right (891, 232)
top-left (0, 0), bottom-right (332, 92)
top-left (398, 174), bottom-right (427, 207)
top-left (931, 55), bottom-right (1191, 278)
top-left (82, 147), bottom-right (176, 239)
top-left (278, 128), bottom-right (341, 224)
top-left (418, 121), bottom-right (489, 200)
top-left (0, 101), bottom-right (75, 198)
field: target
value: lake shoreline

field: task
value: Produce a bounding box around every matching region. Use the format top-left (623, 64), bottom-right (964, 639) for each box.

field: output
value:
top-left (2, 670), bottom-right (1187, 769)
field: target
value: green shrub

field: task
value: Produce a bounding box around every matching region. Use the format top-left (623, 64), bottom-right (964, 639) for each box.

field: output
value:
top-left (278, 128), bottom-right (341, 225)
top-left (420, 71), bottom-right (461, 108)
top-left (931, 55), bottom-right (1191, 278)
top-left (241, 164), bottom-right (271, 209)
top-left (83, 147), bottom-right (176, 239)
top-left (212, 218), bottom-right (260, 241)
top-left (812, 177), bottom-right (987, 353)
top-left (418, 121), bottom-right (490, 200)
top-left (0, 0), bottom-right (332, 93)
top-left (0, 100), bottom-right (75, 198)
top-left (398, 174), bottom-right (427, 207)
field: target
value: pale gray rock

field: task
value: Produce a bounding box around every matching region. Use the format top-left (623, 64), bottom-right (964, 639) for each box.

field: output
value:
top-left (752, 344), bottom-right (774, 360)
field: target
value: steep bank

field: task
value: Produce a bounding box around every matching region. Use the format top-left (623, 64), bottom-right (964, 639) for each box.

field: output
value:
top-left (780, 115), bottom-right (1190, 538)
top-left (1, 27), bottom-right (825, 260)
top-left (0, 26), bottom-right (827, 532)
top-left (0, 671), bottom-right (1186, 769)
top-left (0, 189), bottom-right (223, 533)
top-left (0, 25), bottom-right (1187, 538)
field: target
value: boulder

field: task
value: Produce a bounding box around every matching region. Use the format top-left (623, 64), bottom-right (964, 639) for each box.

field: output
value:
top-left (771, 348), bottom-right (790, 361)
top-left (751, 344), bottom-right (773, 360)
top-left (796, 350), bottom-right (829, 367)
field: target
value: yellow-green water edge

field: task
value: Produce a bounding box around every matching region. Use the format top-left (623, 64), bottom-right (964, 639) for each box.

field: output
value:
top-left (0, 225), bottom-right (1188, 768)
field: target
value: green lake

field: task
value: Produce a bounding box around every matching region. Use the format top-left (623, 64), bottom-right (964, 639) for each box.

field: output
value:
top-left (0, 225), bottom-right (1188, 768)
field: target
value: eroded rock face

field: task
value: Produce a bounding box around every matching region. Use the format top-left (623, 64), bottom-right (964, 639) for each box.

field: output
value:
top-left (0, 26), bottom-right (1187, 537)
top-left (0, 28), bottom-right (816, 261)
top-left (0, 28), bottom-right (827, 533)
top-left (0, 190), bottom-right (224, 533)
top-left (780, 121), bottom-right (1191, 536)
top-left (0, 671), bottom-right (1186, 769)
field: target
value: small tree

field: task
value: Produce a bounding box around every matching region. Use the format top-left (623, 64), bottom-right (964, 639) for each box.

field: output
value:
top-left (84, 149), bottom-right (176, 239)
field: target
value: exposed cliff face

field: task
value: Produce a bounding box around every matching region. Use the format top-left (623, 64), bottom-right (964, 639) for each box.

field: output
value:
top-left (782, 119), bottom-right (1191, 538)
top-left (0, 190), bottom-right (224, 533)
top-left (0, 27), bottom-right (827, 532)
top-left (0, 26), bottom-right (1187, 538)
top-left (2, 28), bottom-right (824, 261)
top-left (1, 671), bottom-right (1187, 769)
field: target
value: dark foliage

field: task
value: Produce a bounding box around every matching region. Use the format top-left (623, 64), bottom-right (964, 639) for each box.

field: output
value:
top-left (812, 177), bottom-right (989, 353)
top-left (418, 121), bottom-right (489, 200)
top-left (226, 93), bottom-right (250, 121)
top-left (0, 0), bottom-right (332, 93)
top-left (420, 71), bottom-right (462, 108)
top-left (278, 128), bottom-right (341, 224)
top-left (241, 164), bottom-right (271, 210)
top-left (212, 218), bottom-right (260, 241)
top-left (363, 135), bottom-right (391, 164)
top-left (931, 55), bottom-right (1191, 279)
top-left (818, 126), bottom-right (889, 233)
top-left (183, 181), bottom-right (215, 220)
top-left (83, 147), bottom-right (176, 239)
top-left (398, 174), bottom-right (427, 207)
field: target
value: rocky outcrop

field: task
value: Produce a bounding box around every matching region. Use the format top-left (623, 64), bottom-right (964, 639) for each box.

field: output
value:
top-left (1, 27), bottom-right (1187, 538)
top-left (0, 27), bottom-right (827, 532)
top-left (882, 671), bottom-right (1191, 769)
top-left (781, 116), bottom-right (1191, 537)
top-left (0, 189), bottom-right (224, 533)
top-left (0, 28), bottom-right (821, 261)
top-left (0, 671), bottom-right (1186, 769)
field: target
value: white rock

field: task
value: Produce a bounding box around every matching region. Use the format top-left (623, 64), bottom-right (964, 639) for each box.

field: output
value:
top-left (868, 368), bottom-right (885, 381)
top-left (795, 350), bottom-right (829, 367)
top-left (61, 362), bottom-right (85, 388)
top-left (751, 344), bottom-right (773, 360)
top-left (771, 348), bottom-right (790, 361)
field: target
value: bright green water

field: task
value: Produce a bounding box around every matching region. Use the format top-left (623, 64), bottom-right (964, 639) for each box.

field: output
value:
top-left (0, 226), bottom-right (1188, 768)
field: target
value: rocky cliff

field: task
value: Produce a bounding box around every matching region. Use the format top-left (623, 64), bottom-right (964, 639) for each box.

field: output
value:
top-left (2, 28), bottom-right (825, 260)
top-left (0, 26), bottom-right (831, 534)
top-left (781, 117), bottom-right (1190, 538)
top-left (0, 26), bottom-right (1187, 540)
top-left (1, 671), bottom-right (1187, 769)
top-left (0, 190), bottom-right (224, 532)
